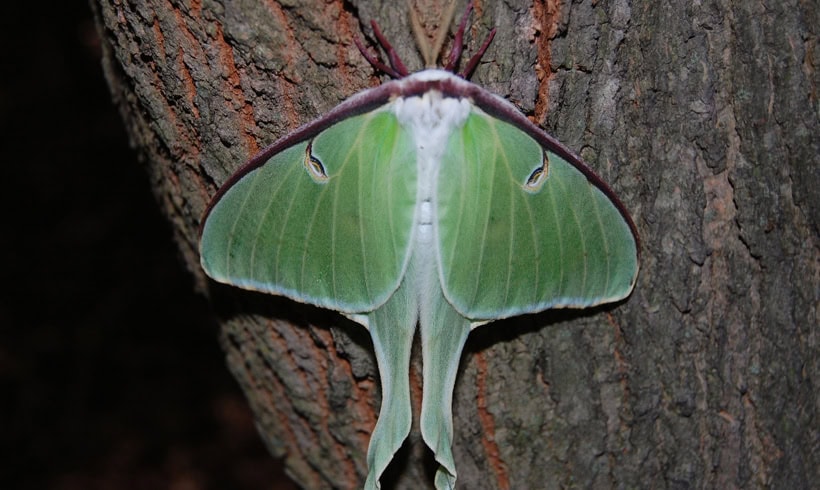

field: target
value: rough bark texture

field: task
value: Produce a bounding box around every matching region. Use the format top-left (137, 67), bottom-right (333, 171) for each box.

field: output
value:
top-left (92, 0), bottom-right (818, 488)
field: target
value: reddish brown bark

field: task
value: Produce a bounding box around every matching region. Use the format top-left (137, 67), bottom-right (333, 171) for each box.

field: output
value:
top-left (93, 0), bottom-right (818, 488)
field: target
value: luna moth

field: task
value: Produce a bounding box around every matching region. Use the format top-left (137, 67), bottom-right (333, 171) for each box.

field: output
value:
top-left (200, 3), bottom-right (639, 489)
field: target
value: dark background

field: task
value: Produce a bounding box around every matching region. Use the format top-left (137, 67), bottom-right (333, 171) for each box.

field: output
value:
top-left (0, 3), bottom-right (294, 489)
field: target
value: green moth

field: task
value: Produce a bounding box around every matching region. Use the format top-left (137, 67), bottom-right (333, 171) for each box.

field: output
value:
top-left (200, 4), bottom-right (639, 489)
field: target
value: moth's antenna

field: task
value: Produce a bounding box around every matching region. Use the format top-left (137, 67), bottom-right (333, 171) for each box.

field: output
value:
top-left (409, 1), bottom-right (433, 67)
top-left (355, 0), bottom-right (493, 78)
top-left (430, 0), bottom-right (459, 68)
top-left (444, 1), bottom-right (473, 72)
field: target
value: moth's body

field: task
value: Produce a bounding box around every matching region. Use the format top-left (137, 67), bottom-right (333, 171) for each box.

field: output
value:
top-left (395, 71), bottom-right (470, 245)
top-left (358, 70), bottom-right (474, 329)
top-left (200, 23), bottom-right (638, 490)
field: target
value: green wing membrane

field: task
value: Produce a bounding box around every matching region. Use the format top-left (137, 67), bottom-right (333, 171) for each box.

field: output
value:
top-left (200, 109), bottom-right (417, 313)
top-left (419, 107), bottom-right (638, 488)
top-left (201, 89), bottom-right (639, 490)
top-left (437, 108), bottom-right (638, 320)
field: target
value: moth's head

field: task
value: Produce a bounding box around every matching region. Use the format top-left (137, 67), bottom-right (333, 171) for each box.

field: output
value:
top-left (353, 1), bottom-right (495, 80)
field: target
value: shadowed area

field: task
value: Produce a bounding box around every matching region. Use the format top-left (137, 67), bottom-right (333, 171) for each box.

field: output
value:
top-left (0, 3), bottom-right (296, 489)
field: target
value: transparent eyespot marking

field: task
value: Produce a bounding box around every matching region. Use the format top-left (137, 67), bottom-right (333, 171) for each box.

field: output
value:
top-left (523, 151), bottom-right (549, 192)
top-left (304, 141), bottom-right (329, 183)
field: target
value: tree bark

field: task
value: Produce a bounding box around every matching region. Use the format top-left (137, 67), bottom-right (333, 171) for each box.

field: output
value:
top-left (92, 0), bottom-right (818, 488)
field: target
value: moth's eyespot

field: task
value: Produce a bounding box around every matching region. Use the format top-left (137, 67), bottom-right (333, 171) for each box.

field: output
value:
top-left (523, 152), bottom-right (550, 192)
top-left (304, 141), bottom-right (329, 183)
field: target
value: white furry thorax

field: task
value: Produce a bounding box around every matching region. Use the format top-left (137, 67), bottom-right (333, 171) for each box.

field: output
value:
top-left (390, 70), bottom-right (473, 245)
top-left (392, 70), bottom-right (472, 140)
top-left (391, 70), bottom-right (472, 180)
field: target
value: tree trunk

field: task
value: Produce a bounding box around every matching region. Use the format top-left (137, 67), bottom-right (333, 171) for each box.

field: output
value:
top-left (92, 0), bottom-right (818, 488)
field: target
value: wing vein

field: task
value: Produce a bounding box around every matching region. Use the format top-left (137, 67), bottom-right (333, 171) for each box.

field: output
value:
top-left (590, 183), bottom-right (612, 297)
top-left (469, 118), bottom-right (496, 310)
top-left (495, 120), bottom-right (516, 307)
top-left (546, 170), bottom-right (565, 300)
top-left (223, 166), bottom-right (263, 278)
top-left (252, 151), bottom-right (299, 283)
top-left (357, 116), bottom-right (370, 300)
